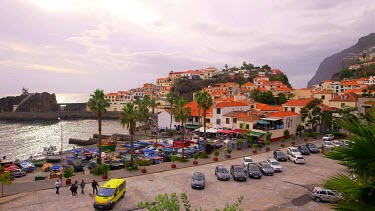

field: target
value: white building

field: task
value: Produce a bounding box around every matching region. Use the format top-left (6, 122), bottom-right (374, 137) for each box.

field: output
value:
top-left (213, 101), bottom-right (249, 129)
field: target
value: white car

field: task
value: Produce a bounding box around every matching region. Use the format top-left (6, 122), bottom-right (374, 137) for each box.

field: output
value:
top-left (322, 141), bottom-right (335, 150)
top-left (322, 134), bottom-right (334, 141)
top-left (332, 140), bottom-right (344, 147)
top-left (243, 157), bottom-right (254, 168)
top-left (287, 147), bottom-right (301, 156)
top-left (266, 158), bottom-right (283, 172)
top-left (288, 153), bottom-right (305, 164)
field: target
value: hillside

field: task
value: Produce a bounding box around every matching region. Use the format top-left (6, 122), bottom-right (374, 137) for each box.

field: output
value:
top-left (307, 33), bottom-right (375, 87)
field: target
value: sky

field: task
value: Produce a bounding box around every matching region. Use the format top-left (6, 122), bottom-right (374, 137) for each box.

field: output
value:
top-left (1, 0), bottom-right (375, 95)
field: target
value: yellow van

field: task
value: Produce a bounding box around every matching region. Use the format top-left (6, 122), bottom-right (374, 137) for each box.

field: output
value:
top-left (93, 178), bottom-right (126, 209)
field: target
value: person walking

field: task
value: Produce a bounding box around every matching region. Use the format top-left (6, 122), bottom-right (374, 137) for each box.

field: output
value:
top-left (55, 179), bottom-right (61, 195)
top-left (70, 183), bottom-right (76, 196)
top-left (92, 180), bottom-right (99, 195)
top-left (80, 179), bottom-right (86, 194)
top-left (73, 180), bottom-right (78, 195)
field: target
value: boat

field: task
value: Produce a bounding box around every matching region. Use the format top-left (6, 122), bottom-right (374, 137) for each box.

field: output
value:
top-left (20, 160), bottom-right (35, 172)
top-left (29, 154), bottom-right (47, 166)
top-left (98, 137), bottom-right (117, 152)
top-left (41, 146), bottom-right (62, 163)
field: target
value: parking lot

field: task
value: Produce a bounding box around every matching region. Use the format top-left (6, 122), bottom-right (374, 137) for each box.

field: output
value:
top-left (1, 147), bottom-right (347, 211)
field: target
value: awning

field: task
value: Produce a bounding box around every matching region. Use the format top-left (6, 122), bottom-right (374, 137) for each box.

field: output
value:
top-left (217, 130), bottom-right (233, 134)
top-left (257, 120), bottom-right (270, 124)
top-left (185, 124), bottom-right (200, 129)
top-left (249, 131), bottom-right (265, 137)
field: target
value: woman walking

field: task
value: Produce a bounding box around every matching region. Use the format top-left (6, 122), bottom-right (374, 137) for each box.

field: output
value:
top-left (80, 179), bottom-right (85, 194)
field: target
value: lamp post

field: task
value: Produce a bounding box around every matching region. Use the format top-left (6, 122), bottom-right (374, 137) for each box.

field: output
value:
top-left (58, 117), bottom-right (63, 163)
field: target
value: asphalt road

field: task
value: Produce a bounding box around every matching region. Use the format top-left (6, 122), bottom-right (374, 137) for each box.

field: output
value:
top-left (0, 149), bottom-right (347, 211)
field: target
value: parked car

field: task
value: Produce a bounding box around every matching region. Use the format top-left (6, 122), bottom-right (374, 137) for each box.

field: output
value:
top-left (332, 140), bottom-right (344, 147)
top-left (215, 165), bottom-right (230, 181)
top-left (306, 143), bottom-right (320, 153)
top-left (11, 169), bottom-right (27, 177)
top-left (322, 134), bottom-right (334, 141)
top-left (109, 160), bottom-right (125, 170)
top-left (230, 165), bottom-right (247, 181)
top-left (266, 158), bottom-right (282, 172)
top-left (246, 163), bottom-right (262, 179)
top-left (191, 172), bottom-right (205, 189)
top-left (298, 145), bottom-right (310, 155)
top-left (288, 153), bottom-right (305, 164)
top-left (273, 150), bottom-right (287, 162)
top-left (243, 157), bottom-right (254, 168)
top-left (342, 139), bottom-right (353, 148)
top-left (257, 161), bottom-right (274, 176)
top-left (322, 141), bottom-right (335, 150)
top-left (309, 187), bottom-right (341, 203)
top-left (287, 147), bottom-right (301, 156)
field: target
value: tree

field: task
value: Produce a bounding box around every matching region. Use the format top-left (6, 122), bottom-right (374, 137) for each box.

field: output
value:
top-left (88, 89), bottom-right (110, 165)
top-left (119, 103), bottom-right (139, 168)
top-left (277, 93), bottom-right (288, 104)
top-left (166, 90), bottom-right (176, 130)
top-left (149, 98), bottom-right (157, 114)
top-left (138, 192), bottom-right (244, 211)
top-left (139, 96), bottom-right (151, 134)
top-left (250, 89), bottom-right (261, 102)
top-left (300, 98), bottom-right (323, 132)
top-left (195, 91), bottom-right (213, 153)
top-left (172, 97), bottom-right (191, 160)
top-left (323, 107), bottom-right (375, 210)
top-left (261, 64), bottom-right (271, 70)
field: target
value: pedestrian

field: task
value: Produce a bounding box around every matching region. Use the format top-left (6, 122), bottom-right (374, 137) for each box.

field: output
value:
top-left (92, 180), bottom-right (99, 195)
top-left (70, 183), bottom-right (76, 196)
top-left (73, 180), bottom-right (78, 195)
top-left (55, 179), bottom-right (61, 195)
top-left (80, 179), bottom-right (86, 194)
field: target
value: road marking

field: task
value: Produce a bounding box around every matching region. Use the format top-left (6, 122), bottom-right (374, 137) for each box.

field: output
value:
top-left (217, 185), bottom-right (221, 191)
top-left (166, 182), bottom-right (173, 193)
top-left (185, 180), bottom-right (190, 190)
top-left (145, 188), bottom-right (153, 199)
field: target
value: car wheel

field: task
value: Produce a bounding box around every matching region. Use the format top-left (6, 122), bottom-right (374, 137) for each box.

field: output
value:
top-left (315, 197), bottom-right (321, 202)
top-left (294, 160), bottom-right (296, 164)
top-left (122, 191), bottom-right (125, 198)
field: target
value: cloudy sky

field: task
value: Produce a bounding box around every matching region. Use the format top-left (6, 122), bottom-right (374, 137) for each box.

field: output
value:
top-left (1, 0), bottom-right (374, 95)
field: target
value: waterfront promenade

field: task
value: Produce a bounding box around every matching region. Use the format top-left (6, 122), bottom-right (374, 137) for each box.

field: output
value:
top-left (0, 136), bottom-right (326, 205)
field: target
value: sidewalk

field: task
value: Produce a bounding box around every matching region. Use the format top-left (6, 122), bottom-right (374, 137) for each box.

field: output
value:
top-left (0, 136), bottom-right (317, 202)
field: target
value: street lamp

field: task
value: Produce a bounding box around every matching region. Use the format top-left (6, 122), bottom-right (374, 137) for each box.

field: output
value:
top-left (58, 117), bottom-right (63, 163)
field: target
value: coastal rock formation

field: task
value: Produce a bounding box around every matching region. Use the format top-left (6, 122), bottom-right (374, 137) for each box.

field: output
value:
top-left (16, 92), bottom-right (59, 112)
top-left (0, 95), bottom-right (27, 112)
top-left (307, 33), bottom-right (375, 88)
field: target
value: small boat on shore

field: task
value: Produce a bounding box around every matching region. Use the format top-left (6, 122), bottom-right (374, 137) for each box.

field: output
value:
top-left (40, 146), bottom-right (62, 163)
top-left (98, 137), bottom-right (117, 152)
top-left (20, 160), bottom-right (35, 172)
top-left (29, 154), bottom-right (47, 166)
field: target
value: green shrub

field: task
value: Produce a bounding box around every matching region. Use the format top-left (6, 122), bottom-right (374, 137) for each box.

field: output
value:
top-left (311, 132), bottom-right (317, 137)
top-left (237, 139), bottom-right (244, 145)
top-left (252, 144), bottom-right (258, 148)
top-left (171, 155), bottom-right (178, 163)
top-left (283, 129), bottom-right (290, 137)
top-left (264, 140), bottom-right (271, 145)
top-left (280, 138), bottom-right (285, 142)
top-left (198, 152), bottom-right (210, 159)
top-left (63, 168), bottom-right (74, 179)
top-left (193, 153), bottom-right (199, 160)
top-left (139, 160), bottom-right (149, 169)
top-left (100, 164), bottom-right (110, 175)
top-left (214, 150), bottom-right (220, 157)
top-left (92, 166), bottom-right (102, 176)
top-left (303, 132), bottom-right (309, 138)
top-left (226, 148), bottom-right (232, 154)
top-left (291, 134), bottom-right (296, 141)
top-left (329, 132), bottom-right (347, 139)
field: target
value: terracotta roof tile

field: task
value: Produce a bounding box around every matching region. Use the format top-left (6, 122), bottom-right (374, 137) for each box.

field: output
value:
top-left (315, 89), bottom-right (334, 94)
top-left (215, 101), bottom-right (248, 108)
top-left (282, 98), bottom-right (313, 107)
top-left (329, 92), bottom-right (360, 102)
top-left (267, 111), bottom-right (299, 118)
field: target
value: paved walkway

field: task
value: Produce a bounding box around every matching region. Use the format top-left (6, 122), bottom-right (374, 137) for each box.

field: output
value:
top-left (0, 136), bottom-right (316, 204)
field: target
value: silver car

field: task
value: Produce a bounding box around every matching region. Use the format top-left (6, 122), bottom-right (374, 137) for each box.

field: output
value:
top-left (12, 169), bottom-right (27, 177)
top-left (191, 172), bottom-right (205, 189)
top-left (266, 158), bottom-right (282, 172)
top-left (309, 187), bottom-right (341, 203)
top-left (215, 165), bottom-right (230, 181)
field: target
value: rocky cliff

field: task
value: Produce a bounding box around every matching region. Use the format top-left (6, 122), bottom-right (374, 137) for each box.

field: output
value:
top-left (16, 92), bottom-right (59, 112)
top-left (0, 95), bottom-right (27, 112)
top-left (307, 33), bottom-right (375, 87)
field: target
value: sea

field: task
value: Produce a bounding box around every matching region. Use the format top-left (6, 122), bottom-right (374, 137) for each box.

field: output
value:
top-left (0, 93), bottom-right (129, 160)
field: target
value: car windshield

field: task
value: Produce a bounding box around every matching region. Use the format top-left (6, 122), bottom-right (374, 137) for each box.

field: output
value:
top-left (325, 142), bottom-right (333, 145)
top-left (271, 161), bottom-right (280, 165)
top-left (244, 158), bottom-right (253, 162)
top-left (309, 144), bottom-right (317, 148)
top-left (262, 163), bottom-right (271, 168)
top-left (300, 146), bottom-right (308, 150)
top-left (193, 175), bottom-right (205, 180)
top-left (276, 151), bottom-right (284, 155)
top-left (218, 168), bottom-right (228, 173)
top-left (292, 149), bottom-right (299, 152)
top-left (297, 156), bottom-right (304, 160)
top-left (233, 167), bottom-right (243, 172)
top-left (97, 188), bottom-right (115, 197)
top-left (249, 165), bottom-right (259, 171)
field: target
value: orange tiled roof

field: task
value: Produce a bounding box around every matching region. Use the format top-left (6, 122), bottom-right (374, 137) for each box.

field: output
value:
top-left (343, 89), bottom-right (365, 94)
top-left (256, 103), bottom-right (282, 111)
top-left (297, 88), bottom-right (311, 90)
top-left (315, 89), bottom-right (334, 94)
top-left (237, 113), bottom-right (261, 122)
top-left (183, 101), bottom-right (213, 117)
top-left (341, 81), bottom-right (358, 86)
top-left (215, 101), bottom-right (248, 108)
top-left (329, 92), bottom-right (359, 102)
top-left (106, 93), bottom-right (118, 96)
top-left (323, 80), bottom-right (332, 82)
top-left (282, 98), bottom-right (313, 107)
top-left (242, 82), bottom-right (255, 86)
top-left (276, 87), bottom-right (292, 92)
top-left (267, 111), bottom-right (299, 118)
top-left (364, 101), bottom-right (375, 105)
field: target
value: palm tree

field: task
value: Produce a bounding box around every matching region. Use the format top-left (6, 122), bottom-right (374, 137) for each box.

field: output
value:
top-left (88, 89), bottom-right (110, 165)
top-left (172, 97), bottom-right (191, 160)
top-left (166, 90), bottom-right (176, 130)
top-left (324, 107), bottom-right (375, 210)
top-left (149, 98), bottom-right (157, 114)
top-left (139, 96), bottom-right (151, 134)
top-left (195, 91), bottom-right (213, 153)
top-left (119, 103), bottom-right (139, 167)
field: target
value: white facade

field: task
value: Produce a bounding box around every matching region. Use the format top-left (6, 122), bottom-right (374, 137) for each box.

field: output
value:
top-left (213, 105), bottom-right (249, 129)
top-left (157, 110), bottom-right (180, 130)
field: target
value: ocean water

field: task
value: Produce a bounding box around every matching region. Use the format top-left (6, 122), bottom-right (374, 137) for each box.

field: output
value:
top-left (0, 93), bottom-right (128, 160)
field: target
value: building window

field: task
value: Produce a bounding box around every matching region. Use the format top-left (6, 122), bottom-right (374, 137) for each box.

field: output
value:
top-left (206, 118), bottom-right (210, 123)
top-left (194, 117), bottom-right (198, 122)
top-left (284, 107), bottom-right (288, 111)
top-left (341, 103), bottom-right (345, 108)
top-left (246, 124), bottom-right (249, 129)
top-left (291, 107), bottom-right (295, 112)
top-left (233, 118), bottom-right (237, 123)
top-left (321, 95), bottom-right (325, 99)
top-left (216, 108), bottom-right (221, 114)
top-left (226, 118), bottom-right (230, 124)
top-left (216, 119), bottom-right (221, 125)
